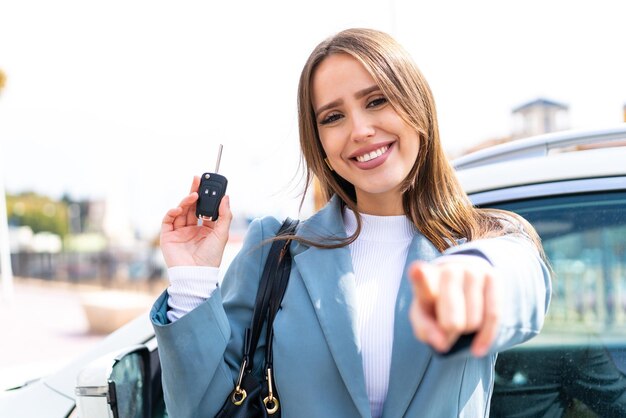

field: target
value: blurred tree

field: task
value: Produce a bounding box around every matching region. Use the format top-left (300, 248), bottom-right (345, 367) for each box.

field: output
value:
top-left (6, 192), bottom-right (69, 237)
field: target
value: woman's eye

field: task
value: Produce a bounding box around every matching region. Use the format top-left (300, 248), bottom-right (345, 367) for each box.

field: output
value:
top-left (320, 113), bottom-right (343, 125)
top-left (367, 97), bottom-right (387, 108)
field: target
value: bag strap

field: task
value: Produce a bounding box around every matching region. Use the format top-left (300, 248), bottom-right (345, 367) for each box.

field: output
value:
top-left (264, 223), bottom-right (296, 370)
top-left (242, 217), bottom-right (299, 373)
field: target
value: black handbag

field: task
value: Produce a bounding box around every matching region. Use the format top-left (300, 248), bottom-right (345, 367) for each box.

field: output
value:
top-left (215, 218), bottom-right (299, 418)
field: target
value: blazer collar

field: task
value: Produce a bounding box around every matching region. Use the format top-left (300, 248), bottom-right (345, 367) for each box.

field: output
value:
top-left (293, 195), bottom-right (347, 248)
top-left (293, 196), bottom-right (371, 416)
top-left (292, 196), bottom-right (442, 417)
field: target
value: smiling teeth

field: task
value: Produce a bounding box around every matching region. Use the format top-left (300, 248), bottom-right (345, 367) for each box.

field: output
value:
top-left (355, 145), bottom-right (389, 163)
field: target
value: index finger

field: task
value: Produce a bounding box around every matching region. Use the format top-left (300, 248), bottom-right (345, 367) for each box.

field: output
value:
top-left (189, 176), bottom-right (201, 193)
top-left (409, 262), bottom-right (439, 302)
top-left (182, 176), bottom-right (201, 224)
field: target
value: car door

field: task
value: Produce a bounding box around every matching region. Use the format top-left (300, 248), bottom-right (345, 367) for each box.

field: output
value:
top-left (475, 182), bottom-right (626, 417)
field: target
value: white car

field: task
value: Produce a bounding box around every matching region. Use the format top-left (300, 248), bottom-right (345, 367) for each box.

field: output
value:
top-left (455, 125), bottom-right (626, 417)
top-left (2, 125), bottom-right (626, 417)
top-left (0, 313), bottom-right (156, 417)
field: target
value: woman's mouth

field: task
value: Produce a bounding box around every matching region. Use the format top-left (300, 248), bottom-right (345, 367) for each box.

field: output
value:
top-left (355, 145), bottom-right (390, 163)
top-left (351, 142), bottom-right (394, 170)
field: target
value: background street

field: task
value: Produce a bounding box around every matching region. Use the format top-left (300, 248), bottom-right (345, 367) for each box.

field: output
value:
top-left (0, 279), bottom-right (159, 391)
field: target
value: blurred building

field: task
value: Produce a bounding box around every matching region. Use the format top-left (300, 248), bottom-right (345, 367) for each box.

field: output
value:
top-left (511, 98), bottom-right (570, 139)
top-left (462, 97), bottom-right (570, 155)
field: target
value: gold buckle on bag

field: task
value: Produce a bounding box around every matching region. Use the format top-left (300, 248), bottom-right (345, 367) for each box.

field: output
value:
top-left (263, 368), bottom-right (279, 414)
top-left (231, 359), bottom-right (248, 406)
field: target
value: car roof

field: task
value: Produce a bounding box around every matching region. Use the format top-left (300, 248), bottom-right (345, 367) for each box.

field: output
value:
top-left (453, 125), bottom-right (626, 195)
top-left (456, 146), bottom-right (626, 195)
top-left (453, 124), bottom-right (626, 170)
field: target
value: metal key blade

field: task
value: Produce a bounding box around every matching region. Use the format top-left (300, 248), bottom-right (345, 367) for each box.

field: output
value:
top-left (215, 144), bottom-right (223, 173)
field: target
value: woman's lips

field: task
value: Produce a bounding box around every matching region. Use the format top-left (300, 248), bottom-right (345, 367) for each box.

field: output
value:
top-left (351, 142), bottom-right (394, 170)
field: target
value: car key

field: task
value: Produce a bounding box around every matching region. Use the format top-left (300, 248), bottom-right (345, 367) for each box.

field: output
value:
top-left (196, 144), bottom-right (228, 221)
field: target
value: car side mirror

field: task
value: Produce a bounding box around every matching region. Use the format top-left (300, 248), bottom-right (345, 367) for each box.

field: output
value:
top-left (75, 345), bottom-right (150, 418)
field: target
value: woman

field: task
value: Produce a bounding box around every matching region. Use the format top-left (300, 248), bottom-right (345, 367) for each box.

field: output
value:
top-left (152, 28), bottom-right (551, 418)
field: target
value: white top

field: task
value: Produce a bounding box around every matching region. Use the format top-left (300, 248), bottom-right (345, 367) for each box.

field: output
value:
top-left (342, 208), bottom-right (416, 418)
top-left (166, 266), bottom-right (220, 322)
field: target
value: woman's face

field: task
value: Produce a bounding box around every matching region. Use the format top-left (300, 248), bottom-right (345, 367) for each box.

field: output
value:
top-left (312, 53), bottom-right (420, 215)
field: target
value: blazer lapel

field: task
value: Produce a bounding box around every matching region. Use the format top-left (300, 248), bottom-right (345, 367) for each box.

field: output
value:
top-left (382, 233), bottom-right (441, 418)
top-left (292, 197), bottom-right (371, 417)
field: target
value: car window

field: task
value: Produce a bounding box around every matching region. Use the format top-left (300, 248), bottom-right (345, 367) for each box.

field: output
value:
top-left (488, 190), bottom-right (626, 417)
top-left (109, 351), bottom-right (148, 418)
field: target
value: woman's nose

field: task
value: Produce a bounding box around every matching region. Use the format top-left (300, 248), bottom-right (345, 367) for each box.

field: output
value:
top-left (349, 112), bottom-right (375, 142)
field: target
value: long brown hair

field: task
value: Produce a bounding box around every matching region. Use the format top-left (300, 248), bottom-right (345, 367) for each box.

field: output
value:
top-left (296, 28), bottom-right (541, 252)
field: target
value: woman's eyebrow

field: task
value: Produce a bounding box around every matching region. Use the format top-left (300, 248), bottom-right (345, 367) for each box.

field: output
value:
top-left (355, 85), bottom-right (380, 99)
top-left (315, 99), bottom-right (342, 118)
top-left (315, 85), bottom-right (381, 117)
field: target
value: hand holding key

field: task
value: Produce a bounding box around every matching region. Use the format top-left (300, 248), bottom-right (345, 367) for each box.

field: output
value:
top-left (161, 145), bottom-right (231, 268)
top-left (160, 175), bottom-right (232, 268)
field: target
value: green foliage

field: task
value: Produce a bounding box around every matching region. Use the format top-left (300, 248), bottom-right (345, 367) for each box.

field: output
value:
top-left (6, 192), bottom-right (69, 237)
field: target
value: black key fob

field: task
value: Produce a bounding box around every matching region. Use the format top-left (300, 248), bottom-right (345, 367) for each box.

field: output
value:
top-left (196, 144), bottom-right (227, 221)
top-left (196, 172), bottom-right (228, 221)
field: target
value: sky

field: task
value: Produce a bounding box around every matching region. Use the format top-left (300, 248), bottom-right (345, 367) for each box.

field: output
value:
top-left (1, 0), bottom-right (625, 238)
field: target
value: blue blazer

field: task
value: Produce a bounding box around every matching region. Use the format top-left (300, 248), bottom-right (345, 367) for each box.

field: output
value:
top-left (151, 196), bottom-right (551, 418)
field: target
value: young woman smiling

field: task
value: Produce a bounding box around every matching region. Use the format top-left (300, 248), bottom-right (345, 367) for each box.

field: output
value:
top-left (152, 28), bottom-right (551, 418)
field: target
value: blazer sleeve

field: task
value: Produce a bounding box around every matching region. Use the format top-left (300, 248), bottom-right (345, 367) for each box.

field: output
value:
top-left (150, 216), bottom-right (281, 418)
top-left (443, 234), bottom-right (552, 353)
